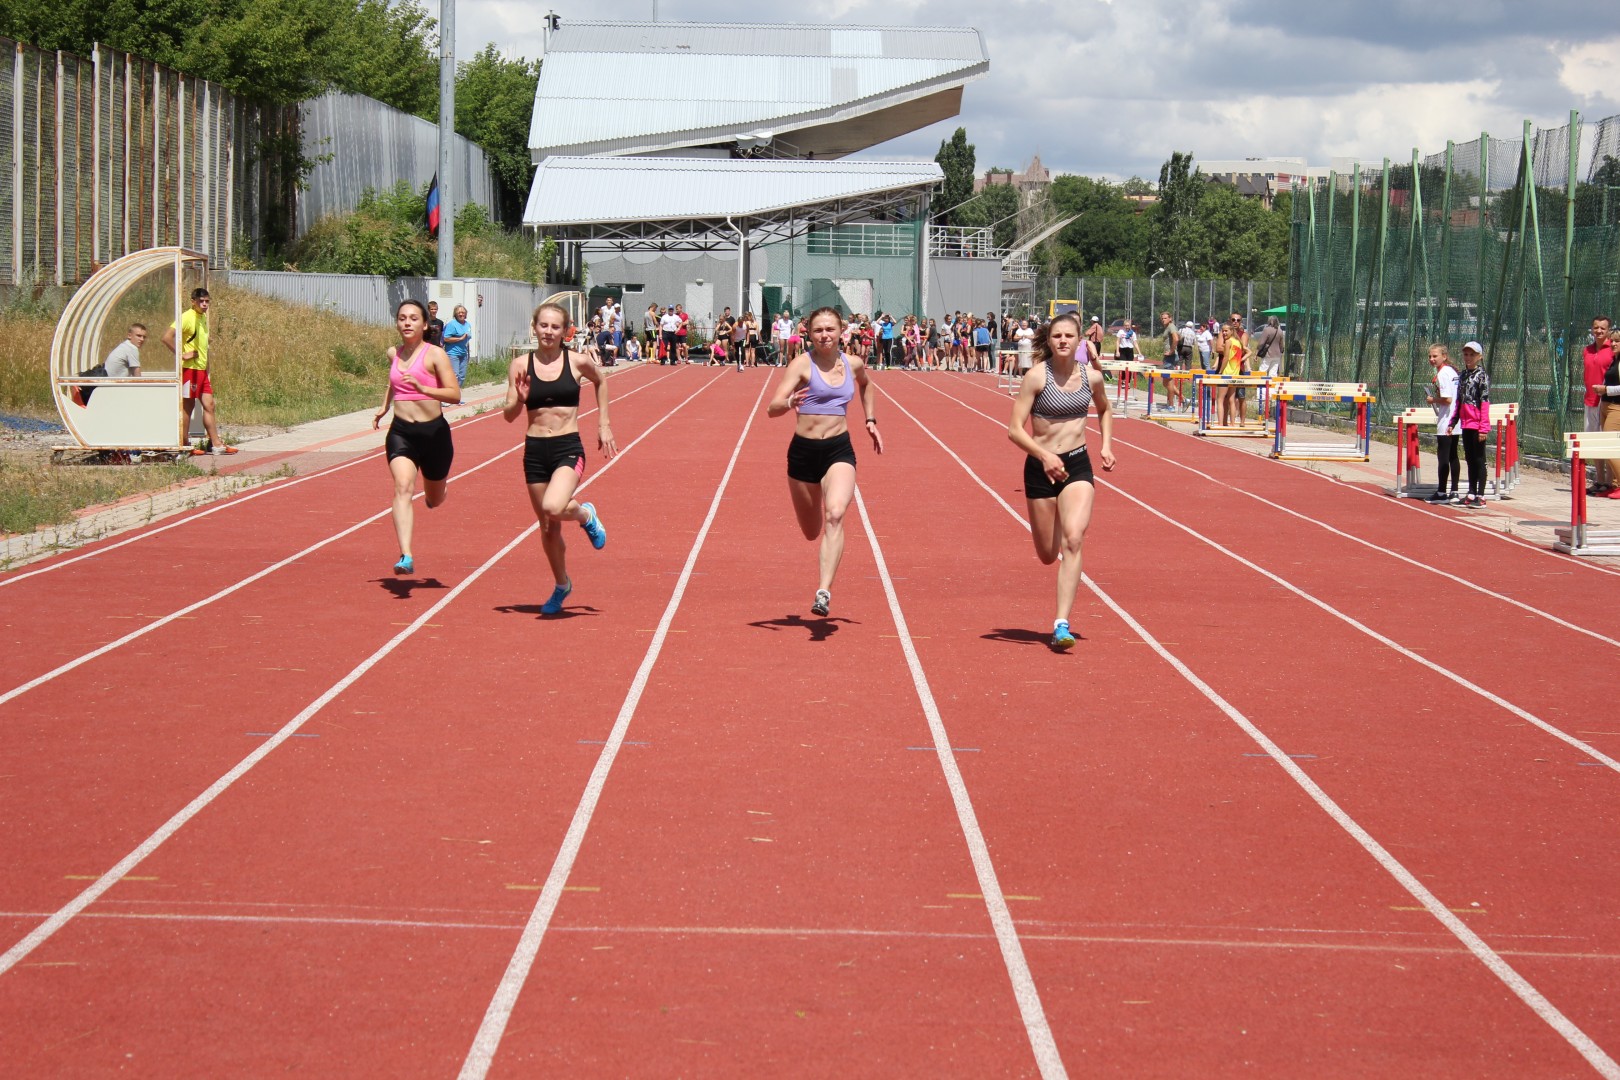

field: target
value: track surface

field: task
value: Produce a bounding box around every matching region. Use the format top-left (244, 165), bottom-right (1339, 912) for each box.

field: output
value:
top-left (2, 365), bottom-right (1616, 1078)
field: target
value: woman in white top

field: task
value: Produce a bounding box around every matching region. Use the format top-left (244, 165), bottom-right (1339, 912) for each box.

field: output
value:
top-left (772, 311), bottom-right (796, 365)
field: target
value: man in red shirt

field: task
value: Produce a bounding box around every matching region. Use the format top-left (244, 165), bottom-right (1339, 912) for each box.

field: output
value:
top-left (676, 304), bottom-right (691, 363)
top-left (1584, 315), bottom-right (1614, 494)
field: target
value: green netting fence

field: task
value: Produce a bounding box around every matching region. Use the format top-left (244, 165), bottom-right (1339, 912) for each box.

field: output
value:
top-left (1291, 111), bottom-right (1620, 456)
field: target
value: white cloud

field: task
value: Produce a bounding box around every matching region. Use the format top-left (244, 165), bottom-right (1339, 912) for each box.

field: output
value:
top-left (450, 0), bottom-right (1620, 182)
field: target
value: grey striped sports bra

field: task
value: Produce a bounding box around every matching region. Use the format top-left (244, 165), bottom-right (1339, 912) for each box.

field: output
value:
top-left (1031, 364), bottom-right (1093, 421)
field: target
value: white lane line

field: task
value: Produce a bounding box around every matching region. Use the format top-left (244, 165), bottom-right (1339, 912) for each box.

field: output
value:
top-left (0, 372), bottom-right (722, 976)
top-left (881, 382), bottom-right (1620, 1080)
top-left (0, 371), bottom-right (682, 709)
top-left (457, 376), bottom-right (769, 1080)
top-left (903, 375), bottom-right (1620, 775)
top-left (853, 486), bottom-right (1067, 1080)
top-left (945, 369), bottom-right (1620, 580)
top-left (0, 365), bottom-right (669, 587)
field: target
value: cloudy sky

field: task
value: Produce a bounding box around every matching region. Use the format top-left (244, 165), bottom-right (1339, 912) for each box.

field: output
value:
top-left (453, 0), bottom-right (1620, 181)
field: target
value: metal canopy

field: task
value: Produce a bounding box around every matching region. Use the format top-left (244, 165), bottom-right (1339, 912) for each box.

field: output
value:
top-left (524, 157), bottom-right (942, 252)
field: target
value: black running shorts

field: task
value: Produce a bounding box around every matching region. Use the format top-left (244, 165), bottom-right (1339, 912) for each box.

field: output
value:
top-left (786, 431), bottom-right (857, 484)
top-left (524, 431), bottom-right (586, 485)
top-left (1023, 444), bottom-right (1094, 500)
top-left (386, 415), bottom-right (454, 482)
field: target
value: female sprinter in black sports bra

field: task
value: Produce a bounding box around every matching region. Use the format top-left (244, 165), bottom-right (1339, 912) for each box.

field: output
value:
top-left (374, 298), bottom-right (461, 576)
top-left (503, 301), bottom-right (617, 615)
top-left (1008, 311), bottom-right (1115, 650)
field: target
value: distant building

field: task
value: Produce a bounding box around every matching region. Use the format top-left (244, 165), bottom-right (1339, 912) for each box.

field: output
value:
top-left (974, 155), bottom-right (1053, 199)
top-left (1202, 157), bottom-right (1334, 207)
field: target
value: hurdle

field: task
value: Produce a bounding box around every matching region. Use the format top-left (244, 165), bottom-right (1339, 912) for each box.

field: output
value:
top-left (1270, 381), bottom-right (1375, 462)
top-left (1102, 360), bottom-right (1156, 414)
top-left (1145, 368), bottom-right (1200, 422)
top-left (1489, 403), bottom-right (1521, 497)
top-left (1195, 374), bottom-right (1275, 438)
top-left (1554, 431), bottom-right (1620, 556)
top-left (1392, 407), bottom-right (1440, 497)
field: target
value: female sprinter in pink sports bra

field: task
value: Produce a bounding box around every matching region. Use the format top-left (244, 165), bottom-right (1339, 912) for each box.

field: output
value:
top-left (373, 298), bottom-right (461, 576)
top-left (503, 301), bottom-right (617, 615)
top-left (767, 307), bottom-right (882, 618)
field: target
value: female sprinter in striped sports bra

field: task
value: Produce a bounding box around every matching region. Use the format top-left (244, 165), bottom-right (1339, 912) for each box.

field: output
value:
top-left (374, 299), bottom-right (462, 576)
top-left (504, 301), bottom-right (616, 615)
top-left (767, 306), bottom-right (883, 618)
top-left (1008, 311), bottom-right (1115, 650)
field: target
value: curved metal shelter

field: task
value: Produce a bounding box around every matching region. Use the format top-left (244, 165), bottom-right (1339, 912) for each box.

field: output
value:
top-left (52, 247), bottom-right (208, 450)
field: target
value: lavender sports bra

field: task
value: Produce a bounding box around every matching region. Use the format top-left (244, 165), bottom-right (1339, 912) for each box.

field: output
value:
top-left (798, 356), bottom-right (856, 415)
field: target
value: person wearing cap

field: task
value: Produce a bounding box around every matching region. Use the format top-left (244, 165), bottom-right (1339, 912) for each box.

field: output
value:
top-left (1085, 316), bottom-right (1104, 355)
top-left (1456, 341), bottom-right (1491, 508)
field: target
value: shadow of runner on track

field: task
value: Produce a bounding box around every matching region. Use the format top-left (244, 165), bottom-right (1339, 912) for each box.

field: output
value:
top-left (748, 614), bottom-right (854, 642)
top-left (982, 627), bottom-right (1078, 648)
top-left (493, 603), bottom-right (602, 620)
top-left (373, 577), bottom-right (449, 599)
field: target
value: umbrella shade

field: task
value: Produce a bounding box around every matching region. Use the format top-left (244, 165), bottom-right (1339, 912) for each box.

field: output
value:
top-left (1260, 303), bottom-right (1307, 316)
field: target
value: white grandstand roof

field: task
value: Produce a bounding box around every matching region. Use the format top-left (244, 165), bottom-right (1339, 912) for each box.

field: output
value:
top-left (529, 23), bottom-right (989, 161)
top-left (523, 157), bottom-right (943, 251)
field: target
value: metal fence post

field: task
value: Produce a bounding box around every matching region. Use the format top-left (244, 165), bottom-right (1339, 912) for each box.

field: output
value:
top-left (12, 43), bottom-right (23, 284)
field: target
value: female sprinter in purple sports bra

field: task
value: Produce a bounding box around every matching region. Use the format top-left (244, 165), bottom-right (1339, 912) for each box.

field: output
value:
top-left (374, 298), bottom-right (462, 576)
top-left (504, 301), bottom-right (617, 615)
top-left (1007, 311), bottom-right (1115, 651)
top-left (766, 307), bottom-right (883, 618)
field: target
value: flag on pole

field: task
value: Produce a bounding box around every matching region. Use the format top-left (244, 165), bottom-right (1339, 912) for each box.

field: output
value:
top-left (426, 174), bottom-right (441, 239)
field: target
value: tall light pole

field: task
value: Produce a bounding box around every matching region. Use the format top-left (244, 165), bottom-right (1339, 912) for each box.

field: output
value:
top-left (436, 0), bottom-right (455, 279)
top-left (1150, 266), bottom-right (1164, 323)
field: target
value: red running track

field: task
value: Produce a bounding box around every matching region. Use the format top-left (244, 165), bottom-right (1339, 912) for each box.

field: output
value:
top-left (1, 365), bottom-right (1616, 1078)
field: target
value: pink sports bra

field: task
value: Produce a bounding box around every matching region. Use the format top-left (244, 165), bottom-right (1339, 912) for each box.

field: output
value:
top-left (389, 344), bottom-right (440, 401)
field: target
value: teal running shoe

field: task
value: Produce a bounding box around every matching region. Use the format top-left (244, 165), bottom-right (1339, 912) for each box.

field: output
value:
top-left (1051, 619), bottom-right (1076, 650)
top-left (542, 578), bottom-right (573, 615)
top-left (393, 554), bottom-right (414, 575)
top-left (580, 502), bottom-right (607, 549)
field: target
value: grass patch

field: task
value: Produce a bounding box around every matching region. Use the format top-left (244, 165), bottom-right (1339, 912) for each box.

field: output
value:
top-left (0, 452), bottom-right (204, 535)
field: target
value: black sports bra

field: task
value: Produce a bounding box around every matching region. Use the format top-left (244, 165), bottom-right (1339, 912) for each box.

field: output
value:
top-left (526, 349), bottom-right (580, 410)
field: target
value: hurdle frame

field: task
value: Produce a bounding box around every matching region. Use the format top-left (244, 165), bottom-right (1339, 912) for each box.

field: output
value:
top-left (1195, 374), bottom-right (1275, 438)
top-left (1270, 381), bottom-right (1374, 462)
top-left (1555, 431), bottom-right (1620, 556)
top-left (1392, 407), bottom-right (1439, 497)
top-left (1145, 368), bottom-right (1200, 422)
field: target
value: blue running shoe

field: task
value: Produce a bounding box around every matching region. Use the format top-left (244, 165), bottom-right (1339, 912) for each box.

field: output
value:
top-left (541, 578), bottom-right (573, 615)
top-left (393, 554), bottom-right (414, 575)
top-left (1051, 619), bottom-right (1076, 650)
top-left (580, 502), bottom-right (607, 550)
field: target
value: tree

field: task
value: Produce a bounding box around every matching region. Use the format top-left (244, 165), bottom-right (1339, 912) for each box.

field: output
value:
top-left (933, 127), bottom-right (976, 225)
top-left (454, 45), bottom-right (541, 225)
top-left (1047, 175), bottom-right (1148, 273)
top-left (1148, 151), bottom-right (1204, 277)
top-left (954, 180), bottom-right (1020, 249)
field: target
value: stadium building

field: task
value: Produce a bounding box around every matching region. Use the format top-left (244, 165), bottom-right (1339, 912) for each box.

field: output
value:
top-left (522, 22), bottom-right (997, 331)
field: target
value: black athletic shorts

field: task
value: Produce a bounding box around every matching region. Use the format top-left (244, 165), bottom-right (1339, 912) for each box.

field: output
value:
top-left (786, 431), bottom-right (857, 484)
top-left (524, 431), bottom-right (586, 485)
top-left (1023, 444), bottom-right (1094, 500)
top-left (386, 415), bottom-right (454, 482)
top-left (1119, 347), bottom-right (1135, 362)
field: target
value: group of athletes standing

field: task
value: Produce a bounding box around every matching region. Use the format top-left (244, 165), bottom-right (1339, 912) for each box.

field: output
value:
top-left (374, 302), bottom-right (1111, 650)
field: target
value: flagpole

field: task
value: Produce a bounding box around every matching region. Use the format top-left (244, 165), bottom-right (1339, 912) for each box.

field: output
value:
top-left (436, 0), bottom-right (455, 279)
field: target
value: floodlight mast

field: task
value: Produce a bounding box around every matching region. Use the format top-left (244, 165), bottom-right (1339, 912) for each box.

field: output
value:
top-left (436, 0), bottom-right (455, 279)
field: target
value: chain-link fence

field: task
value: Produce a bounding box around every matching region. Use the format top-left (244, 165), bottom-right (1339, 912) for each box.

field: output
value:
top-left (0, 37), bottom-right (297, 286)
top-left (1292, 111), bottom-right (1620, 455)
top-left (1026, 273), bottom-right (1288, 336)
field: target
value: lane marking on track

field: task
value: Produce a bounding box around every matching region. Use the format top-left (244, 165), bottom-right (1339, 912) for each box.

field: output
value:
top-left (0, 365), bottom-right (669, 588)
top-left (855, 486), bottom-right (1067, 1080)
top-left (0, 375), bottom-right (724, 977)
top-left (939, 373), bottom-right (1620, 633)
top-left (882, 381), bottom-right (1620, 1080)
top-left (458, 376), bottom-right (769, 1080)
top-left (0, 372), bottom-right (680, 709)
top-left (904, 375), bottom-right (1620, 776)
top-left (4, 908), bottom-right (1613, 959)
top-left (948, 371), bottom-right (1620, 581)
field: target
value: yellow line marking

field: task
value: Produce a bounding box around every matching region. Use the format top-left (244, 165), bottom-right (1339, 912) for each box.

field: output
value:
top-left (1123, 1000), bottom-right (1151, 1005)
top-left (947, 893), bottom-right (1040, 901)
top-left (261, 667), bottom-right (306, 672)
top-left (1391, 906), bottom-right (1484, 914)
top-left (506, 884), bottom-right (539, 891)
top-left (440, 837), bottom-right (493, 845)
top-left (747, 837), bottom-right (775, 843)
top-left (746, 810), bottom-right (772, 816)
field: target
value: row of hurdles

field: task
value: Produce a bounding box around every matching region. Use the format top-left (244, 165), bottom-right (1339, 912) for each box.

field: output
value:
top-left (1101, 361), bottom-right (1375, 463)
